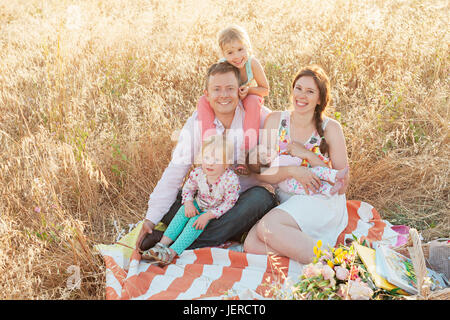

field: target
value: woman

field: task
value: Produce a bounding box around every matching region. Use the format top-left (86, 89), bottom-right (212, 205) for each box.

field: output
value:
top-left (244, 65), bottom-right (349, 264)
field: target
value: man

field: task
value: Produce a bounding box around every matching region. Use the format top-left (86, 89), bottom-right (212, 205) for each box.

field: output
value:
top-left (136, 61), bottom-right (321, 251)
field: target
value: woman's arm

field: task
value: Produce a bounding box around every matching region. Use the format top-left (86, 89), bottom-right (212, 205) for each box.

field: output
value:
top-left (255, 166), bottom-right (321, 194)
top-left (324, 119), bottom-right (350, 194)
top-left (287, 141), bottom-right (329, 167)
top-left (252, 111), bottom-right (321, 194)
top-left (247, 58), bottom-right (269, 97)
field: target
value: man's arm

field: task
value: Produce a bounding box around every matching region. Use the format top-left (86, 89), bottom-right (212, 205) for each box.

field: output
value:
top-left (144, 114), bottom-right (200, 225)
top-left (136, 114), bottom-right (200, 250)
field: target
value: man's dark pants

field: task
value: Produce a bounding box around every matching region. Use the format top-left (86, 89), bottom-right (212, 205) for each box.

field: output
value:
top-left (140, 186), bottom-right (277, 251)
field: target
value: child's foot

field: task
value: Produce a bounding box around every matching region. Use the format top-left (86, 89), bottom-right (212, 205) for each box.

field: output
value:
top-left (336, 166), bottom-right (349, 181)
top-left (141, 242), bottom-right (176, 266)
top-left (330, 181), bottom-right (343, 195)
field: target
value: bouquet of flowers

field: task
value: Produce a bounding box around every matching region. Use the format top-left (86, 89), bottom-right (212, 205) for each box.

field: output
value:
top-left (292, 240), bottom-right (377, 300)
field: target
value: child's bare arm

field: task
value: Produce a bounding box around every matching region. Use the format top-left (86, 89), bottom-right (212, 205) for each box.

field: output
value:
top-left (192, 211), bottom-right (216, 230)
top-left (247, 58), bottom-right (269, 97)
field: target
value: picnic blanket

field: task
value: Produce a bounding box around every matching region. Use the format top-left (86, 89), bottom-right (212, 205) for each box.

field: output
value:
top-left (95, 200), bottom-right (409, 300)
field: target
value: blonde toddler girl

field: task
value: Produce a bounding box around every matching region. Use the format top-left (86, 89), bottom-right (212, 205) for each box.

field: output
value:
top-left (141, 135), bottom-right (240, 265)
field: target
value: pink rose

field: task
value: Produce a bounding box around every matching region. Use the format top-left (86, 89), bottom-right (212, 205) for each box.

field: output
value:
top-left (335, 266), bottom-right (350, 280)
top-left (321, 264), bottom-right (335, 280)
top-left (303, 263), bottom-right (322, 278)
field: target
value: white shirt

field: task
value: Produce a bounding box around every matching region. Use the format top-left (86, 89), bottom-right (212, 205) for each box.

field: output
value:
top-left (145, 102), bottom-right (271, 224)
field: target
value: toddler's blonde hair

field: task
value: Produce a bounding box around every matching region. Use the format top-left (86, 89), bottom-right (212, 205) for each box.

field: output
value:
top-left (197, 134), bottom-right (234, 166)
top-left (218, 25), bottom-right (252, 53)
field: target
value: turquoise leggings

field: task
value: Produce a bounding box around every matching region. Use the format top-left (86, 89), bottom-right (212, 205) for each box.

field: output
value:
top-left (164, 201), bottom-right (209, 255)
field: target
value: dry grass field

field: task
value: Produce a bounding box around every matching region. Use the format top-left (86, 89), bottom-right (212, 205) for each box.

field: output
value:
top-left (0, 0), bottom-right (448, 299)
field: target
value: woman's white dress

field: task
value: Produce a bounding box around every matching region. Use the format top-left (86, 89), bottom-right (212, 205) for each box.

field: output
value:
top-left (273, 111), bottom-right (348, 248)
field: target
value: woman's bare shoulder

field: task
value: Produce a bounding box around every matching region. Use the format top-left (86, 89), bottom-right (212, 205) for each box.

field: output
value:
top-left (324, 118), bottom-right (345, 143)
top-left (264, 111), bottom-right (282, 129)
top-left (324, 118), bottom-right (343, 133)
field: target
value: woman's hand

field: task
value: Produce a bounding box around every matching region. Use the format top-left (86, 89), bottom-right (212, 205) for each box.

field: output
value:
top-left (287, 141), bottom-right (310, 159)
top-left (184, 201), bottom-right (199, 218)
top-left (337, 169), bottom-right (350, 195)
top-left (239, 85), bottom-right (249, 100)
top-left (193, 211), bottom-right (215, 230)
top-left (289, 166), bottom-right (321, 195)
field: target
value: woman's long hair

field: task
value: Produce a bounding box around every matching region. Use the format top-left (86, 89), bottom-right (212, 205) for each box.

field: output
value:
top-left (292, 65), bottom-right (331, 156)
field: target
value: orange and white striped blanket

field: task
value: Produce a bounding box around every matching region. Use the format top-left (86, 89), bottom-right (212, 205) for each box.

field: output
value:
top-left (95, 200), bottom-right (408, 300)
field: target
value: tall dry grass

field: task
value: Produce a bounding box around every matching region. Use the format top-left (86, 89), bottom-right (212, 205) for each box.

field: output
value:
top-left (0, 0), bottom-right (448, 299)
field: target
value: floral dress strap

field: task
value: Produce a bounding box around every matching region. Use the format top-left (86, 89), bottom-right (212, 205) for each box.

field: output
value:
top-left (277, 111), bottom-right (291, 155)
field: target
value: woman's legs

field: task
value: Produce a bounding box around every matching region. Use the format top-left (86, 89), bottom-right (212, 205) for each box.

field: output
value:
top-left (243, 222), bottom-right (281, 255)
top-left (244, 208), bottom-right (315, 264)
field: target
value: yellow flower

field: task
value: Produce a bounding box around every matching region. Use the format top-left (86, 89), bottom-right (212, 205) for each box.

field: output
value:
top-left (327, 260), bottom-right (334, 268)
top-left (334, 248), bottom-right (343, 256)
top-left (335, 253), bottom-right (344, 264)
top-left (317, 240), bottom-right (323, 248)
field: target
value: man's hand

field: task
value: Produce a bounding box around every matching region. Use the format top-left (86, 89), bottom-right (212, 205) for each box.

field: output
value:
top-left (192, 211), bottom-right (216, 230)
top-left (184, 200), bottom-right (199, 218)
top-left (135, 219), bottom-right (155, 251)
top-left (289, 166), bottom-right (321, 195)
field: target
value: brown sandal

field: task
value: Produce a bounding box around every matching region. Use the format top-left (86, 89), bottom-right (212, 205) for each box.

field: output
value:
top-left (141, 243), bottom-right (175, 266)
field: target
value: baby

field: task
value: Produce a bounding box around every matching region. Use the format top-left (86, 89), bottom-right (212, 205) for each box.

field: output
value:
top-left (250, 144), bottom-right (348, 197)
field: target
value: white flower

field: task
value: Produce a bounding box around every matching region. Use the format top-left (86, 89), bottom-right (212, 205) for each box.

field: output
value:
top-left (303, 263), bottom-right (322, 278)
top-left (321, 264), bottom-right (335, 280)
top-left (335, 266), bottom-right (350, 280)
top-left (348, 279), bottom-right (373, 300)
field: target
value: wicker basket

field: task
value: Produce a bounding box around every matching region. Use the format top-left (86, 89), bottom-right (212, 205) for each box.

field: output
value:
top-left (393, 228), bottom-right (450, 300)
